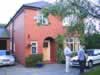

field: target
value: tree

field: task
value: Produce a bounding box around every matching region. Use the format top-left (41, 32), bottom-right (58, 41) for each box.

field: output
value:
top-left (85, 17), bottom-right (98, 36)
top-left (42, 0), bottom-right (90, 45)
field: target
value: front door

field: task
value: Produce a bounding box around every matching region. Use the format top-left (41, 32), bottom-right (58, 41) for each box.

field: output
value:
top-left (43, 40), bottom-right (50, 62)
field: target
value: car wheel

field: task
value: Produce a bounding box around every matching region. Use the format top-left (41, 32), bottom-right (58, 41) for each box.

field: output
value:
top-left (88, 61), bottom-right (93, 68)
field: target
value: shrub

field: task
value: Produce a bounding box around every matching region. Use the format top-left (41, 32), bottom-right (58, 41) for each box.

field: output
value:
top-left (71, 51), bottom-right (77, 57)
top-left (36, 61), bottom-right (44, 67)
top-left (85, 34), bottom-right (100, 49)
top-left (25, 54), bottom-right (43, 67)
top-left (56, 48), bottom-right (65, 64)
top-left (56, 35), bottom-right (65, 64)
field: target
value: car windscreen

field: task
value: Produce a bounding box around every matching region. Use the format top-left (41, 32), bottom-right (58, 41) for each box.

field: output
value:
top-left (0, 50), bottom-right (6, 55)
top-left (0, 50), bottom-right (11, 55)
top-left (85, 50), bottom-right (94, 56)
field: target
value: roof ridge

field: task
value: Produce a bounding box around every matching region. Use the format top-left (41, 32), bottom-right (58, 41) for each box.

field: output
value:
top-left (24, 1), bottom-right (51, 5)
top-left (24, 1), bottom-right (52, 9)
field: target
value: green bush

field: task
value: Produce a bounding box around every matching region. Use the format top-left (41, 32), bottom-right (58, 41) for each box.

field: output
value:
top-left (71, 51), bottom-right (77, 57)
top-left (56, 48), bottom-right (65, 64)
top-left (56, 35), bottom-right (65, 64)
top-left (85, 34), bottom-right (100, 49)
top-left (25, 54), bottom-right (43, 67)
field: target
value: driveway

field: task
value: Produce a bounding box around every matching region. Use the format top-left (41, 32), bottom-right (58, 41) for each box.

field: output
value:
top-left (0, 64), bottom-right (80, 75)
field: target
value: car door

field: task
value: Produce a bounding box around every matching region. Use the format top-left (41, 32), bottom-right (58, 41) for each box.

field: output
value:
top-left (93, 50), bottom-right (100, 64)
top-left (97, 50), bottom-right (100, 63)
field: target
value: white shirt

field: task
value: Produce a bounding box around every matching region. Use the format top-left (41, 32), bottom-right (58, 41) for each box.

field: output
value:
top-left (64, 46), bottom-right (72, 56)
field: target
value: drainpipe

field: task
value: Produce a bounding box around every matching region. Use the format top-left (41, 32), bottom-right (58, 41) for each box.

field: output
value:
top-left (12, 19), bottom-right (14, 54)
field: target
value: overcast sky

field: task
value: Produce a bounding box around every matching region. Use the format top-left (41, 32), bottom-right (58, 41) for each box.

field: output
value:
top-left (0, 0), bottom-right (99, 24)
top-left (0, 0), bottom-right (56, 24)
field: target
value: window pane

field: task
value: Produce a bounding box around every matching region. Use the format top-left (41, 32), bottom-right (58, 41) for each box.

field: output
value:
top-left (32, 43), bottom-right (36, 46)
top-left (62, 15), bottom-right (78, 26)
top-left (43, 42), bottom-right (48, 47)
top-left (66, 38), bottom-right (73, 42)
top-left (0, 50), bottom-right (6, 55)
top-left (32, 47), bottom-right (36, 54)
top-left (37, 13), bottom-right (48, 25)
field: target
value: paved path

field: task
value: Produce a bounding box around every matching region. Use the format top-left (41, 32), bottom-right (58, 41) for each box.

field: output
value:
top-left (0, 64), bottom-right (80, 75)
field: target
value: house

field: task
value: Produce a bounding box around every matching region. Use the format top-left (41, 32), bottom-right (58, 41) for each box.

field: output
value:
top-left (0, 24), bottom-right (10, 51)
top-left (6, 1), bottom-right (80, 65)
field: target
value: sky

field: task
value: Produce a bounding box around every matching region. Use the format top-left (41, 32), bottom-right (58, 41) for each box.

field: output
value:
top-left (91, 0), bottom-right (100, 5)
top-left (0, 0), bottom-right (56, 24)
top-left (0, 0), bottom-right (99, 24)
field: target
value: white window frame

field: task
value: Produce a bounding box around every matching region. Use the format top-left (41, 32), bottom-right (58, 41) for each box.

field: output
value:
top-left (10, 41), bottom-right (12, 51)
top-left (66, 37), bottom-right (80, 51)
top-left (35, 12), bottom-right (48, 25)
top-left (31, 41), bottom-right (38, 54)
top-left (62, 17), bottom-right (71, 26)
top-left (38, 14), bottom-right (48, 25)
top-left (62, 15), bottom-right (78, 26)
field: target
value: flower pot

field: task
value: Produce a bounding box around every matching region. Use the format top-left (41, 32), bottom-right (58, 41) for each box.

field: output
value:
top-left (36, 63), bottom-right (44, 67)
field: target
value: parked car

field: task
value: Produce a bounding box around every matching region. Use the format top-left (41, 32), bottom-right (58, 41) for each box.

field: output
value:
top-left (70, 49), bottom-right (100, 68)
top-left (0, 50), bottom-right (15, 66)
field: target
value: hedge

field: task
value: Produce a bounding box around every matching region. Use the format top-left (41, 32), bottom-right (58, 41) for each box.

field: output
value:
top-left (85, 34), bottom-right (100, 49)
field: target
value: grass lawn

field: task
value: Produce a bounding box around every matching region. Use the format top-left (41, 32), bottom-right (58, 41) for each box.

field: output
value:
top-left (83, 66), bottom-right (100, 75)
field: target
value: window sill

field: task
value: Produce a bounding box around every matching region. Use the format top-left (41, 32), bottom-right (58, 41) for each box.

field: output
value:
top-left (37, 23), bottom-right (50, 26)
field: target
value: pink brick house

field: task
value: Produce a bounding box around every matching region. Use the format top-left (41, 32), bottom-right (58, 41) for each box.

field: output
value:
top-left (6, 1), bottom-right (80, 65)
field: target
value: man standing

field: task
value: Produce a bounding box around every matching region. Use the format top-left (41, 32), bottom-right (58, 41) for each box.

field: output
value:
top-left (78, 45), bottom-right (86, 74)
top-left (64, 44), bottom-right (72, 72)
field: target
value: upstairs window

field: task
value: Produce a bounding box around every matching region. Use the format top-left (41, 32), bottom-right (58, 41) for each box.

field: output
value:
top-left (62, 15), bottom-right (78, 26)
top-left (62, 17), bottom-right (71, 26)
top-left (34, 12), bottom-right (49, 25)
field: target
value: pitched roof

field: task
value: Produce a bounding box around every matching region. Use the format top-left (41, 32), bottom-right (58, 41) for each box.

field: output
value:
top-left (24, 1), bottom-right (51, 9)
top-left (6, 1), bottom-right (51, 27)
top-left (0, 27), bottom-right (10, 38)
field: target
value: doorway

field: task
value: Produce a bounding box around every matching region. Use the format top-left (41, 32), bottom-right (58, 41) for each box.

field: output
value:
top-left (43, 37), bottom-right (56, 63)
top-left (43, 40), bottom-right (50, 61)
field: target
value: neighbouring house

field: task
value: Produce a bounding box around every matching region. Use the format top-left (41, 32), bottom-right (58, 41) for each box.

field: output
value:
top-left (6, 1), bottom-right (80, 65)
top-left (0, 24), bottom-right (10, 51)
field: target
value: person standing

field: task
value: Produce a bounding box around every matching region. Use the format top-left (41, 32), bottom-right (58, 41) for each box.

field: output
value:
top-left (78, 45), bottom-right (86, 74)
top-left (64, 44), bottom-right (72, 72)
